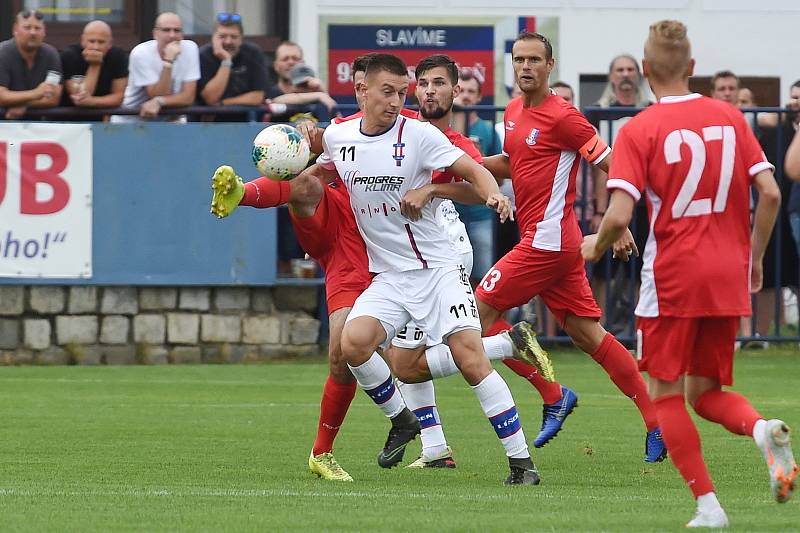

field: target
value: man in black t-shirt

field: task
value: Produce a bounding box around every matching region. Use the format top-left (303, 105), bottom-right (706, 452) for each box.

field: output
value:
top-left (61, 20), bottom-right (128, 119)
top-left (198, 13), bottom-right (267, 121)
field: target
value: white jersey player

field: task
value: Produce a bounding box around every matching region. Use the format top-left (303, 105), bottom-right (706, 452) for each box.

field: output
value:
top-left (307, 53), bottom-right (540, 485)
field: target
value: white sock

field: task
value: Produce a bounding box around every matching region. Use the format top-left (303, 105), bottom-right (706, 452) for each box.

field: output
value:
top-left (696, 492), bottom-right (722, 513)
top-left (425, 344), bottom-right (459, 378)
top-left (472, 370), bottom-right (529, 458)
top-left (348, 352), bottom-right (405, 419)
top-left (753, 418), bottom-right (768, 450)
top-left (483, 332), bottom-right (514, 360)
top-left (397, 380), bottom-right (448, 458)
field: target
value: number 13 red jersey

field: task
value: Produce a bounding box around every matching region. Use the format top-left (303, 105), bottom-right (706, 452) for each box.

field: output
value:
top-left (608, 94), bottom-right (774, 318)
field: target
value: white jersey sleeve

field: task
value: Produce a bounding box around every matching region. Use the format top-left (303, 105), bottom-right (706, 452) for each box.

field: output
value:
top-left (417, 122), bottom-right (465, 172)
top-left (317, 127), bottom-right (335, 170)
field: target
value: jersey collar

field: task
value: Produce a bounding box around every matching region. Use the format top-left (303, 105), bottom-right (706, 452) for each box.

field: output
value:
top-left (658, 93), bottom-right (702, 104)
top-left (359, 117), bottom-right (398, 137)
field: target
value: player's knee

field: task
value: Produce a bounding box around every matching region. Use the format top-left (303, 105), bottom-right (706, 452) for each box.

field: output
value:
top-left (327, 343), bottom-right (354, 383)
top-left (341, 319), bottom-right (384, 362)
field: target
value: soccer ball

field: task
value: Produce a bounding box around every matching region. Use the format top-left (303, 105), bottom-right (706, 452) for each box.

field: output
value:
top-left (251, 124), bottom-right (311, 180)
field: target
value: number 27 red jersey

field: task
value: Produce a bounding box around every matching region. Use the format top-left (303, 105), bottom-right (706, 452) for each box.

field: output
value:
top-left (608, 94), bottom-right (774, 318)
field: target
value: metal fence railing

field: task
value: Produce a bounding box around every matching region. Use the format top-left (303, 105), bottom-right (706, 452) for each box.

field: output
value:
top-left (7, 104), bottom-right (798, 345)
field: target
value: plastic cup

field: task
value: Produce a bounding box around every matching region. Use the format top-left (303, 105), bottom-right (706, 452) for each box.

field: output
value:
top-left (45, 70), bottom-right (61, 85)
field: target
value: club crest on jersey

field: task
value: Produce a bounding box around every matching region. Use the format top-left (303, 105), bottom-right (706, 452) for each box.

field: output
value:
top-left (393, 141), bottom-right (405, 166)
top-left (526, 128), bottom-right (540, 146)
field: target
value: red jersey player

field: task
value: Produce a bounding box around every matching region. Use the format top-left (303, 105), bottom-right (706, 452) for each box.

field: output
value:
top-left (473, 31), bottom-right (665, 461)
top-left (582, 20), bottom-right (796, 528)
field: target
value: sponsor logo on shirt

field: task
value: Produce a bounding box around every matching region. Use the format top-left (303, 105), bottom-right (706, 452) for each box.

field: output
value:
top-left (526, 128), bottom-right (540, 146)
top-left (505, 121), bottom-right (515, 131)
top-left (357, 202), bottom-right (400, 218)
top-left (352, 175), bottom-right (405, 192)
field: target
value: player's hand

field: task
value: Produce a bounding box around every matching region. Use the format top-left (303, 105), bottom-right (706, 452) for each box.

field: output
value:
top-left (401, 186), bottom-right (433, 221)
top-left (295, 120), bottom-right (321, 148)
top-left (581, 234), bottom-right (603, 263)
top-left (486, 193), bottom-right (513, 223)
top-left (750, 259), bottom-right (764, 293)
top-left (612, 228), bottom-right (638, 262)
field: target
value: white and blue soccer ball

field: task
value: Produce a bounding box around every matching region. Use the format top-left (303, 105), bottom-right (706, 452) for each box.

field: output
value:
top-left (251, 124), bottom-right (310, 180)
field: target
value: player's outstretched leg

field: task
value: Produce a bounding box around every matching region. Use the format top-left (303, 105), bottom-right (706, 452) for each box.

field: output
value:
top-left (396, 380), bottom-right (456, 469)
top-left (505, 321), bottom-right (556, 382)
top-left (756, 420), bottom-right (799, 503)
top-left (210, 165), bottom-right (244, 218)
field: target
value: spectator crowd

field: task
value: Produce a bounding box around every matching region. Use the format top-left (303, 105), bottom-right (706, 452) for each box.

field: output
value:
top-left (0, 9), bottom-right (337, 123)
top-left (4, 8), bottom-right (800, 342)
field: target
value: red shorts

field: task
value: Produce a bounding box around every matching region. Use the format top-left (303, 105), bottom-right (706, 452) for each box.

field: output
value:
top-left (636, 316), bottom-right (737, 386)
top-left (290, 183), bottom-right (371, 313)
top-left (475, 234), bottom-right (601, 326)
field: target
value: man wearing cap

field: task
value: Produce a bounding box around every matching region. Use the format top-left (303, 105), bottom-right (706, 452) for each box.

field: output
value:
top-left (266, 41), bottom-right (336, 121)
top-left (198, 12), bottom-right (267, 121)
top-left (111, 11), bottom-right (199, 122)
top-left (0, 9), bottom-right (62, 120)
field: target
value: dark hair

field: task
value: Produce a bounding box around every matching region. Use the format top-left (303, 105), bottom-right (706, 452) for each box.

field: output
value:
top-left (514, 31), bottom-right (553, 61)
top-left (364, 53), bottom-right (408, 78)
top-left (792, 79), bottom-right (800, 90)
top-left (458, 70), bottom-right (482, 94)
top-left (551, 80), bottom-right (573, 92)
top-left (711, 70), bottom-right (738, 87)
top-left (415, 54), bottom-right (458, 84)
top-left (215, 12), bottom-right (243, 32)
top-left (352, 53), bottom-right (380, 78)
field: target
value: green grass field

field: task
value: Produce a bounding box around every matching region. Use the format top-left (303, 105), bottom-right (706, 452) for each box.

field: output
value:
top-left (0, 349), bottom-right (797, 532)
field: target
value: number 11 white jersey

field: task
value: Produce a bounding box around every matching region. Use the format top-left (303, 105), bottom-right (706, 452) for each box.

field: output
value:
top-left (318, 116), bottom-right (466, 273)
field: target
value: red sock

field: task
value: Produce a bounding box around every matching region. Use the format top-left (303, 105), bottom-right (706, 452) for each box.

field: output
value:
top-left (488, 317), bottom-right (563, 405)
top-left (654, 394), bottom-right (715, 497)
top-left (240, 177), bottom-right (292, 208)
top-left (312, 376), bottom-right (357, 456)
top-left (592, 332), bottom-right (659, 431)
top-left (694, 388), bottom-right (762, 436)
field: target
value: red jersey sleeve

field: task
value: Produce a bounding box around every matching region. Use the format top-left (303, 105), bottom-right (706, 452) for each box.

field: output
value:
top-left (606, 121), bottom-right (647, 202)
top-left (555, 105), bottom-right (610, 164)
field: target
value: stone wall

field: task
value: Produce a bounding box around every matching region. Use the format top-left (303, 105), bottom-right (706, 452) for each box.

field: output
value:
top-left (0, 285), bottom-right (322, 365)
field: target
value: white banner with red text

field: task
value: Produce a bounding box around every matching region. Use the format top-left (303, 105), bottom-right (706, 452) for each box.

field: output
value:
top-left (0, 123), bottom-right (92, 278)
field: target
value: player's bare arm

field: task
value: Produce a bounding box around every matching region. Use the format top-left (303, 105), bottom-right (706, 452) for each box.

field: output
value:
top-left (449, 154), bottom-right (513, 222)
top-left (400, 182), bottom-right (484, 221)
top-left (750, 169), bottom-right (781, 292)
top-left (785, 128), bottom-right (800, 181)
top-left (581, 189), bottom-right (638, 263)
top-left (482, 153), bottom-right (511, 180)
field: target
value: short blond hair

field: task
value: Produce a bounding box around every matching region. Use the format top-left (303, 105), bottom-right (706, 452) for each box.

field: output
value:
top-left (644, 20), bottom-right (691, 84)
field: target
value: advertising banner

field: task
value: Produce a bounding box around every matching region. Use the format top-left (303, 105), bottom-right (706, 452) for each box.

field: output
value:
top-left (0, 123), bottom-right (92, 278)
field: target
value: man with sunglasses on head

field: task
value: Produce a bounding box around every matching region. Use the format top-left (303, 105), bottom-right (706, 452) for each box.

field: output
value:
top-left (111, 11), bottom-right (199, 122)
top-left (198, 13), bottom-right (267, 121)
top-left (0, 9), bottom-right (62, 120)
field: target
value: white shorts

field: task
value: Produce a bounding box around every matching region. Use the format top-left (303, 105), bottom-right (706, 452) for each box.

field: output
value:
top-left (347, 264), bottom-right (480, 349)
top-left (391, 253), bottom-right (474, 350)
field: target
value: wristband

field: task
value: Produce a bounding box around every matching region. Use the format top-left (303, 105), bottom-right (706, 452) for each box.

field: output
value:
top-left (221, 59), bottom-right (233, 68)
